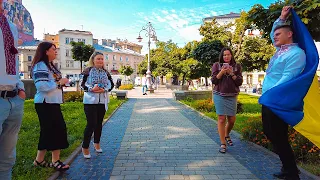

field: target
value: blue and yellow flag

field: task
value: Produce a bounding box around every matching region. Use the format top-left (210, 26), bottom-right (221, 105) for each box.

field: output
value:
top-left (259, 10), bottom-right (320, 148)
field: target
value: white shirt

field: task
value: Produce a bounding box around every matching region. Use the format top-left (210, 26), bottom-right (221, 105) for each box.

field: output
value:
top-left (141, 77), bottom-right (147, 86)
top-left (0, 19), bottom-right (24, 91)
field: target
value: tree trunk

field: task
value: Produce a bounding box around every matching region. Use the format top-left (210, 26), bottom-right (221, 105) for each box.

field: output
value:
top-left (182, 74), bottom-right (186, 85)
top-left (80, 60), bottom-right (83, 73)
top-left (234, 29), bottom-right (246, 59)
top-left (172, 75), bottom-right (179, 85)
top-left (205, 77), bottom-right (208, 86)
top-left (160, 76), bottom-right (164, 85)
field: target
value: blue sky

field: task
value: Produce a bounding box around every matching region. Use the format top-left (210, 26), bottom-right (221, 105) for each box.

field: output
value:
top-left (23, 0), bottom-right (276, 54)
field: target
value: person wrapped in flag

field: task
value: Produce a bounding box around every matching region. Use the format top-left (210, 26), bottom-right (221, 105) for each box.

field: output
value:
top-left (260, 6), bottom-right (305, 180)
top-left (259, 4), bottom-right (320, 180)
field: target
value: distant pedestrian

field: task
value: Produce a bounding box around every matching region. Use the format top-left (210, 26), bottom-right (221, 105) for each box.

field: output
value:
top-left (141, 74), bottom-right (147, 95)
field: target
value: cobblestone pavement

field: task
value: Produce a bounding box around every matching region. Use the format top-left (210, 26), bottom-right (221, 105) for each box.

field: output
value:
top-left (58, 98), bottom-right (314, 180)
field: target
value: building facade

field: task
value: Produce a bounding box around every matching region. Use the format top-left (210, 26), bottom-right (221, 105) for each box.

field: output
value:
top-left (94, 44), bottom-right (145, 79)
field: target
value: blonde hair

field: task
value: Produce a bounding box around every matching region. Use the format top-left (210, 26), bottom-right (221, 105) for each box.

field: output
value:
top-left (87, 51), bottom-right (104, 68)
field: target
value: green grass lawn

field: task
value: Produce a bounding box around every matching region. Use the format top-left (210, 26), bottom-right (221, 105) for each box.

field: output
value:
top-left (13, 97), bottom-right (124, 180)
top-left (180, 93), bottom-right (320, 176)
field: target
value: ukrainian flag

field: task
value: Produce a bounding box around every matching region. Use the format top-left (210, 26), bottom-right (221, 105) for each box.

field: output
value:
top-left (259, 9), bottom-right (320, 148)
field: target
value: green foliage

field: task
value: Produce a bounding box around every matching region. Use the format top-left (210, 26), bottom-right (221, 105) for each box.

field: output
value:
top-left (70, 41), bottom-right (95, 72)
top-left (238, 36), bottom-right (276, 71)
top-left (119, 65), bottom-right (134, 76)
top-left (199, 19), bottom-right (233, 46)
top-left (63, 91), bottom-right (84, 102)
top-left (247, 0), bottom-right (320, 42)
top-left (192, 40), bottom-right (224, 78)
top-left (119, 84), bottom-right (134, 90)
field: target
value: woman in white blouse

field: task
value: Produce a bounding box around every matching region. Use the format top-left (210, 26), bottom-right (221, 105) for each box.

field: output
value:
top-left (80, 51), bottom-right (113, 159)
top-left (31, 42), bottom-right (70, 171)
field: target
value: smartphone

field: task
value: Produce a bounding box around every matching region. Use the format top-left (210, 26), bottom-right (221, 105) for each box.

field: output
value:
top-left (223, 63), bottom-right (229, 68)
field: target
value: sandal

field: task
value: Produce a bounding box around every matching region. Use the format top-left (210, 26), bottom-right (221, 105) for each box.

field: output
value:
top-left (219, 144), bottom-right (227, 153)
top-left (52, 160), bottom-right (70, 171)
top-left (33, 160), bottom-right (52, 168)
top-left (225, 136), bottom-right (234, 146)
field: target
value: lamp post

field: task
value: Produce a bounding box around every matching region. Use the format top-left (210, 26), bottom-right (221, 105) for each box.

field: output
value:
top-left (137, 22), bottom-right (157, 91)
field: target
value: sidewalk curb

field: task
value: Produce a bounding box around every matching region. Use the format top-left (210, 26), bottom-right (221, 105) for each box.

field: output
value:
top-left (177, 100), bottom-right (319, 180)
top-left (47, 100), bottom-right (125, 180)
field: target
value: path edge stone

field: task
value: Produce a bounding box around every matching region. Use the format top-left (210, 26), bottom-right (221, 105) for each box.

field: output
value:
top-left (176, 100), bottom-right (319, 180)
top-left (47, 100), bottom-right (126, 180)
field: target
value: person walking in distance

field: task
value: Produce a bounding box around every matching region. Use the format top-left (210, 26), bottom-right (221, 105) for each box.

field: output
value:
top-left (141, 74), bottom-right (147, 95)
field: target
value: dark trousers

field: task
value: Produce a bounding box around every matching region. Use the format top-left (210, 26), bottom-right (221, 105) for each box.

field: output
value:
top-left (262, 106), bottom-right (299, 175)
top-left (82, 104), bottom-right (106, 148)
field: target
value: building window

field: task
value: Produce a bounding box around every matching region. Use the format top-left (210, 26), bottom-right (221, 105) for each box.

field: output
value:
top-left (66, 60), bottom-right (74, 68)
top-left (120, 56), bottom-right (123, 61)
top-left (70, 38), bottom-right (74, 42)
top-left (78, 39), bottom-right (82, 42)
top-left (65, 37), bottom-right (70, 44)
top-left (106, 64), bottom-right (109, 70)
top-left (126, 56), bottom-right (129, 62)
top-left (113, 55), bottom-right (116, 61)
top-left (105, 54), bottom-right (109, 60)
top-left (27, 65), bottom-right (31, 71)
top-left (28, 56), bottom-right (32, 61)
top-left (65, 49), bottom-right (70, 57)
top-left (112, 64), bottom-right (116, 70)
top-left (82, 39), bottom-right (86, 44)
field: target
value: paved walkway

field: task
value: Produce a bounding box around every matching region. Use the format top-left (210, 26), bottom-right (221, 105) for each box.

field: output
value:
top-left (57, 92), bottom-right (313, 180)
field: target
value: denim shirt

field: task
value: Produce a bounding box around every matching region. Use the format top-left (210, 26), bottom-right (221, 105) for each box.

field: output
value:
top-left (262, 18), bottom-right (306, 94)
top-left (82, 67), bottom-right (112, 104)
top-left (32, 62), bottom-right (63, 104)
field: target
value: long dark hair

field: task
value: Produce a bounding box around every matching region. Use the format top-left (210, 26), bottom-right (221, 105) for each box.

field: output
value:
top-left (31, 42), bottom-right (58, 73)
top-left (218, 47), bottom-right (236, 65)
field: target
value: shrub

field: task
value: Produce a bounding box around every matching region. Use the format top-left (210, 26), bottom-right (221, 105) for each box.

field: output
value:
top-left (237, 101), bottom-right (244, 113)
top-left (241, 116), bottom-right (319, 163)
top-left (119, 84), bottom-right (134, 90)
top-left (194, 99), bottom-right (214, 112)
top-left (63, 91), bottom-right (84, 102)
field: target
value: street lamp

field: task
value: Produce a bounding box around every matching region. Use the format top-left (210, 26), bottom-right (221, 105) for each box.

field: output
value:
top-left (137, 22), bottom-right (157, 91)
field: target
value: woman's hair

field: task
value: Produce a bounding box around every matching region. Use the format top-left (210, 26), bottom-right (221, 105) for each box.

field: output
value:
top-left (87, 51), bottom-right (104, 68)
top-left (31, 41), bottom-right (57, 72)
top-left (219, 47), bottom-right (236, 65)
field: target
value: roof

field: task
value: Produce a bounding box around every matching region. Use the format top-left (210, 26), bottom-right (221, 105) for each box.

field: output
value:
top-left (93, 44), bottom-right (144, 57)
top-left (59, 29), bottom-right (93, 35)
top-left (203, 12), bottom-right (240, 21)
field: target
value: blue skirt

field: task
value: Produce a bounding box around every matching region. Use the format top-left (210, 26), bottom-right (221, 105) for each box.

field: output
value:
top-left (213, 94), bottom-right (237, 116)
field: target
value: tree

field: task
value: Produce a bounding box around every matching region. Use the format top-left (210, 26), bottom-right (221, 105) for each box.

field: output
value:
top-left (237, 36), bottom-right (276, 72)
top-left (119, 65), bottom-right (134, 84)
top-left (199, 19), bottom-right (233, 46)
top-left (119, 65), bottom-right (134, 76)
top-left (232, 11), bottom-right (252, 59)
top-left (71, 42), bottom-right (95, 72)
top-left (192, 40), bottom-right (224, 85)
top-left (247, 0), bottom-right (320, 42)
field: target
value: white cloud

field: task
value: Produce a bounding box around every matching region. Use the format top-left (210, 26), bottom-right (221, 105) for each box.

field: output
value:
top-left (171, 14), bottom-right (179, 19)
top-left (177, 25), bottom-right (202, 42)
top-left (161, 10), bottom-right (169, 14)
top-left (165, 15), bottom-right (174, 21)
top-left (171, 9), bottom-right (176, 13)
top-left (156, 16), bottom-right (166, 22)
